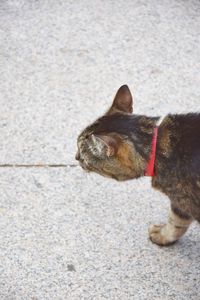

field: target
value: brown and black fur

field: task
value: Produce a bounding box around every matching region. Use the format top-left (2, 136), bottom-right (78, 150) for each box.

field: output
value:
top-left (76, 85), bottom-right (200, 246)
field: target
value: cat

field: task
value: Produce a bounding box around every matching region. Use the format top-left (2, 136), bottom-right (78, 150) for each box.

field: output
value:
top-left (76, 85), bottom-right (200, 246)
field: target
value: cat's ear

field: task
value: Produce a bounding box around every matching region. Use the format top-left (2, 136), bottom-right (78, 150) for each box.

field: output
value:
top-left (91, 134), bottom-right (119, 157)
top-left (108, 85), bottom-right (133, 114)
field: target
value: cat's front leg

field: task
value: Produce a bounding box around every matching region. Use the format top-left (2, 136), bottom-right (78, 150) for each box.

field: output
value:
top-left (148, 207), bottom-right (192, 246)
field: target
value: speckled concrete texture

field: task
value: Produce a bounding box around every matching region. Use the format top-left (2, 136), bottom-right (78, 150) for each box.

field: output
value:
top-left (0, 0), bottom-right (200, 164)
top-left (0, 0), bottom-right (200, 299)
top-left (1, 168), bottom-right (200, 300)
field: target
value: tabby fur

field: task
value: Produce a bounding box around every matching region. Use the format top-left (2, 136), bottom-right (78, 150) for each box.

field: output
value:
top-left (76, 85), bottom-right (200, 245)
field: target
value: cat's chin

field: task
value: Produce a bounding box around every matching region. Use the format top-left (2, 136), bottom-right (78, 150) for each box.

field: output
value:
top-left (112, 176), bottom-right (131, 182)
top-left (79, 162), bottom-right (91, 173)
top-left (79, 163), bottom-right (132, 181)
top-left (95, 171), bottom-right (130, 182)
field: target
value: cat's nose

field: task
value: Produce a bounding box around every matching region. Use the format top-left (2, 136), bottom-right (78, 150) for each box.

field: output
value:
top-left (75, 151), bottom-right (80, 161)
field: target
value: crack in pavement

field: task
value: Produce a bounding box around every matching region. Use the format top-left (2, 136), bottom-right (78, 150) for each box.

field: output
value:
top-left (0, 164), bottom-right (78, 168)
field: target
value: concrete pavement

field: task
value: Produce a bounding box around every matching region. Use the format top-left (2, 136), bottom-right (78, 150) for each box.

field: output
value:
top-left (0, 1), bottom-right (200, 299)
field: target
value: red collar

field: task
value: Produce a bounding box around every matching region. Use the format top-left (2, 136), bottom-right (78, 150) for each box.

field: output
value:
top-left (145, 127), bottom-right (158, 177)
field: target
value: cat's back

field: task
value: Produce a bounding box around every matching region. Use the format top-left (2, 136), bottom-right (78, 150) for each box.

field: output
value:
top-left (160, 113), bottom-right (200, 177)
top-left (170, 113), bottom-right (200, 155)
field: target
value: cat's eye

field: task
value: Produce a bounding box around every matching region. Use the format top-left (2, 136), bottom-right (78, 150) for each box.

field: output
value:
top-left (85, 134), bottom-right (90, 139)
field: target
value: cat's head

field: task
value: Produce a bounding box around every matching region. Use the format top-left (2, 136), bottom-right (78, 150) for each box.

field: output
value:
top-left (76, 85), bottom-right (146, 181)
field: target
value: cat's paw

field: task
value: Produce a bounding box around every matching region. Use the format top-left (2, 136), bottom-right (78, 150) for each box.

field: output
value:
top-left (148, 224), bottom-right (176, 246)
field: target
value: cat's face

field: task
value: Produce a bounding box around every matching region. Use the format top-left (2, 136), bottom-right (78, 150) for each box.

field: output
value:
top-left (76, 85), bottom-right (142, 181)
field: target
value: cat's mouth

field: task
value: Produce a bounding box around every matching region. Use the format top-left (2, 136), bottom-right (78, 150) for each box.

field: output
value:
top-left (79, 161), bottom-right (91, 172)
top-left (75, 151), bottom-right (90, 172)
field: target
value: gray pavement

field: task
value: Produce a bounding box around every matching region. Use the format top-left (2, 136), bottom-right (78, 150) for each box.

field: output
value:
top-left (0, 1), bottom-right (200, 299)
